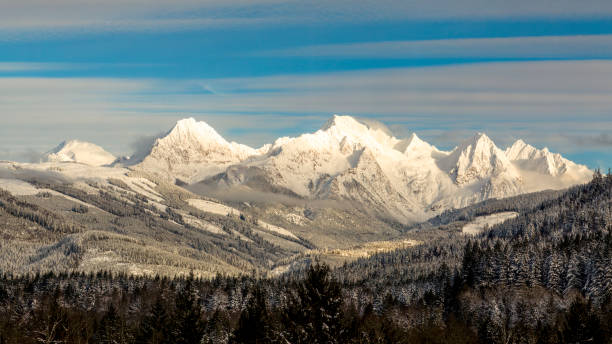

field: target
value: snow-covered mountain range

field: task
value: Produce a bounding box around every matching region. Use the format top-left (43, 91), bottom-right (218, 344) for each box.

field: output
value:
top-left (42, 115), bottom-right (592, 223)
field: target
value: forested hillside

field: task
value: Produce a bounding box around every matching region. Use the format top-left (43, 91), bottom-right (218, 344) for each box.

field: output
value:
top-left (0, 172), bottom-right (610, 343)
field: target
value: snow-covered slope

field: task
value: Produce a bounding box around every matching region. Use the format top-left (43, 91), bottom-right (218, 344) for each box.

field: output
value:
top-left (43, 140), bottom-right (116, 166)
top-left (506, 139), bottom-right (590, 177)
top-left (135, 118), bottom-right (259, 182)
top-left (442, 133), bottom-right (520, 185)
top-left (436, 133), bottom-right (524, 203)
top-left (504, 139), bottom-right (592, 190)
top-left (198, 115), bottom-right (591, 223)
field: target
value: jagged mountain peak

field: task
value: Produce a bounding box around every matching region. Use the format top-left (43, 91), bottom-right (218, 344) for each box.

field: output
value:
top-left (400, 133), bottom-right (425, 149)
top-left (157, 117), bottom-right (256, 154)
top-left (407, 132), bottom-right (422, 143)
top-left (505, 139), bottom-right (590, 178)
top-left (444, 132), bottom-right (518, 185)
top-left (136, 117), bottom-right (257, 182)
top-left (320, 115), bottom-right (399, 149)
top-left (393, 133), bottom-right (438, 159)
top-left (403, 133), bottom-right (428, 149)
top-left (453, 133), bottom-right (507, 159)
top-left (165, 117), bottom-right (229, 145)
top-left (506, 139), bottom-right (558, 161)
top-left (321, 114), bottom-right (362, 131)
top-left (459, 132), bottom-right (496, 149)
top-left (43, 140), bottom-right (116, 166)
top-left (506, 139), bottom-right (538, 160)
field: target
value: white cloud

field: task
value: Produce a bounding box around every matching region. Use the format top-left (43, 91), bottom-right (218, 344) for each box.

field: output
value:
top-left (263, 34), bottom-right (612, 59)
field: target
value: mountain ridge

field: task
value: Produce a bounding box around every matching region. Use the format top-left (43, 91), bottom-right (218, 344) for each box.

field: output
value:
top-left (154, 115), bottom-right (590, 223)
top-left (41, 115), bottom-right (592, 223)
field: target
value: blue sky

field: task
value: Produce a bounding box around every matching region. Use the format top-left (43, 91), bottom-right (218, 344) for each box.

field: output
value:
top-left (1, 0), bottom-right (611, 169)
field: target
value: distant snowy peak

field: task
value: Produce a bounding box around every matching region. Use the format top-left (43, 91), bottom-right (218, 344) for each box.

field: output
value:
top-left (266, 115), bottom-right (427, 158)
top-left (505, 139), bottom-right (540, 161)
top-left (320, 115), bottom-right (399, 149)
top-left (137, 118), bottom-right (258, 182)
top-left (396, 133), bottom-right (439, 159)
top-left (43, 140), bottom-right (116, 166)
top-left (445, 133), bottom-right (518, 185)
top-left (154, 117), bottom-right (256, 158)
top-left (164, 118), bottom-right (230, 147)
top-left (505, 139), bottom-right (589, 177)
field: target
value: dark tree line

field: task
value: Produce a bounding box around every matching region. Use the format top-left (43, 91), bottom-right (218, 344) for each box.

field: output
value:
top-left (1, 262), bottom-right (609, 343)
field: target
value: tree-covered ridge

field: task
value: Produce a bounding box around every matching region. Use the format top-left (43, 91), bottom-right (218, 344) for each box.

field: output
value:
top-left (337, 172), bottom-right (611, 301)
top-left (462, 172), bottom-right (612, 302)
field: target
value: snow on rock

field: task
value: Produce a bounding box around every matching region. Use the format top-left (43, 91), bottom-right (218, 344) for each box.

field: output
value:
top-left (396, 133), bottom-right (437, 159)
top-left (505, 139), bottom-right (591, 180)
top-left (136, 118), bottom-right (259, 182)
top-left (43, 140), bottom-right (116, 166)
top-left (285, 213), bottom-right (308, 226)
top-left (443, 133), bottom-right (520, 186)
top-left (202, 115), bottom-right (590, 223)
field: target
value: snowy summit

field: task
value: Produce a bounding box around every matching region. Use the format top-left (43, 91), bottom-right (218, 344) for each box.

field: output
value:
top-left (43, 140), bottom-right (117, 166)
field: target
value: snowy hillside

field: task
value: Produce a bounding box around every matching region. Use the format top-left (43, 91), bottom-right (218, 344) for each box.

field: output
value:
top-left (43, 140), bottom-right (116, 166)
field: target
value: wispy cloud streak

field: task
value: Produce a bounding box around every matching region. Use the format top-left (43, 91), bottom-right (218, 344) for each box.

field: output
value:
top-left (0, 62), bottom-right (75, 72)
top-left (263, 34), bottom-right (612, 59)
top-left (2, 0), bottom-right (612, 38)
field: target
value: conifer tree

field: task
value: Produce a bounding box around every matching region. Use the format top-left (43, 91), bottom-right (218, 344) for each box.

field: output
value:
top-left (233, 285), bottom-right (277, 343)
top-left (282, 263), bottom-right (342, 344)
top-left (137, 296), bottom-right (170, 344)
top-left (174, 278), bottom-right (203, 344)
